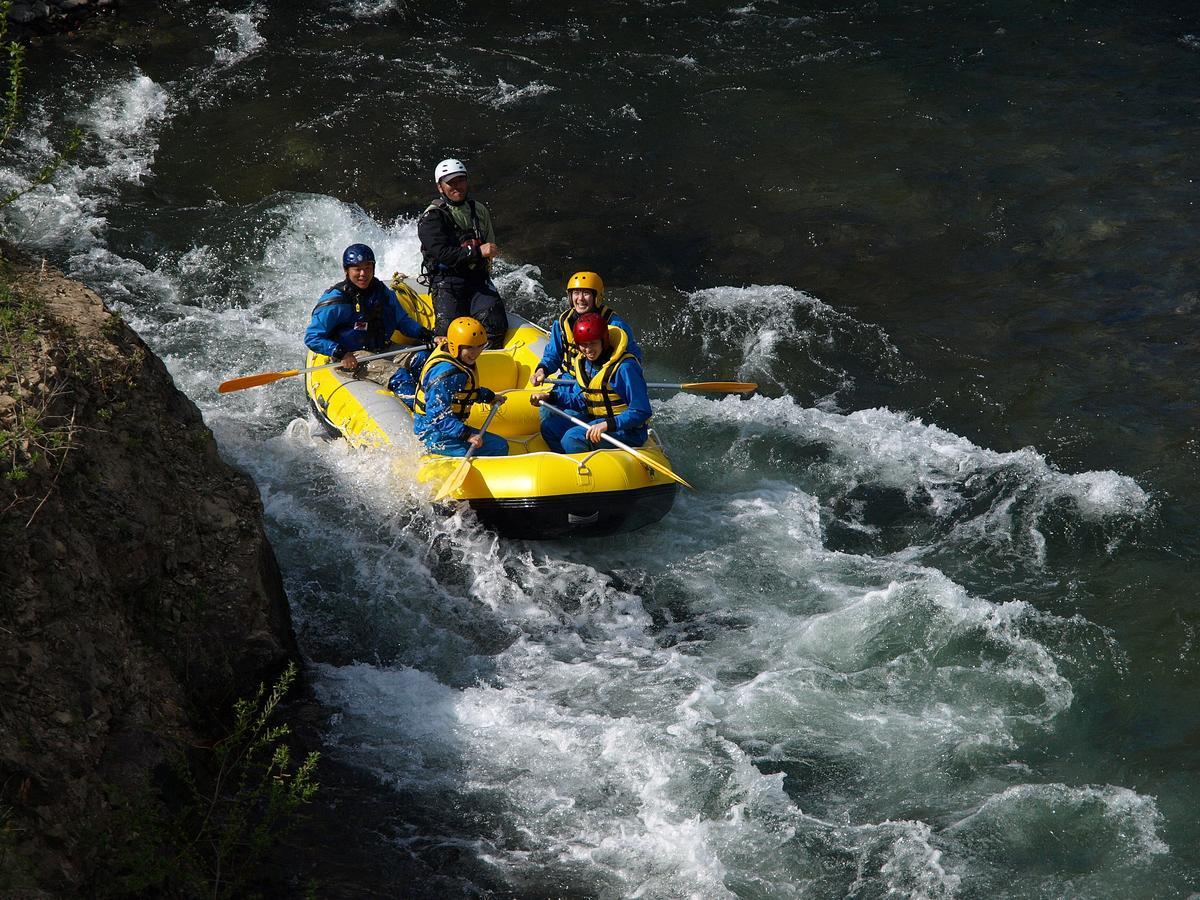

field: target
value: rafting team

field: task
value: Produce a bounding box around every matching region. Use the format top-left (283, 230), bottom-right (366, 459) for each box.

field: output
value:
top-left (303, 157), bottom-right (650, 459)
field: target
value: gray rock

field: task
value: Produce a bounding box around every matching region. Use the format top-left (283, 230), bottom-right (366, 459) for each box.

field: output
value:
top-left (7, 3), bottom-right (39, 23)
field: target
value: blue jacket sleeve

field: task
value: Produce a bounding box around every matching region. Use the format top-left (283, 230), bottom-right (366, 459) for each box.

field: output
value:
top-left (537, 320), bottom-right (566, 374)
top-left (304, 291), bottom-right (346, 357)
top-left (611, 361), bottom-right (652, 432)
top-left (546, 375), bottom-right (583, 412)
top-left (421, 365), bottom-right (470, 442)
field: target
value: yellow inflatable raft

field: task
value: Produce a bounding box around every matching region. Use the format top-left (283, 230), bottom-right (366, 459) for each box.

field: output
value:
top-left (303, 276), bottom-right (680, 538)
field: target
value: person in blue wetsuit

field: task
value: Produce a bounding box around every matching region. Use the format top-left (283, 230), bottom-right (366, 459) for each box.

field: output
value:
top-left (386, 346), bottom-right (431, 409)
top-left (530, 311), bottom-right (651, 453)
top-left (413, 316), bottom-right (508, 457)
top-left (304, 243), bottom-right (433, 383)
top-left (530, 271), bottom-right (641, 387)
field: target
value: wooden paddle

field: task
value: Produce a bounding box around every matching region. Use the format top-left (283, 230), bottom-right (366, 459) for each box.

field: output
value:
top-left (431, 399), bottom-right (504, 502)
top-left (547, 378), bottom-right (757, 394)
top-left (646, 380), bottom-right (757, 393)
top-left (218, 345), bottom-right (430, 394)
top-left (538, 401), bottom-right (693, 490)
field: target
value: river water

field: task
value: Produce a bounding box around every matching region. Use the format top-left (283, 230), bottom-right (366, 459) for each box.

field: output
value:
top-left (4, 1), bottom-right (1199, 897)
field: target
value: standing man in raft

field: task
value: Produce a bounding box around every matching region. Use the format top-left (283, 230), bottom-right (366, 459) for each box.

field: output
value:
top-left (418, 158), bottom-right (509, 349)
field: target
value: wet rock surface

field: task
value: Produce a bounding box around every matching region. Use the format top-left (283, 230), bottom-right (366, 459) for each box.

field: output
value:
top-left (0, 247), bottom-right (297, 893)
top-left (4, 0), bottom-right (116, 42)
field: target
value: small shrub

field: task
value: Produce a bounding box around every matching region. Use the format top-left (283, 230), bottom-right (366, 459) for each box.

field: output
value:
top-left (0, 802), bottom-right (38, 892)
top-left (99, 662), bottom-right (320, 899)
top-left (0, 0), bottom-right (84, 215)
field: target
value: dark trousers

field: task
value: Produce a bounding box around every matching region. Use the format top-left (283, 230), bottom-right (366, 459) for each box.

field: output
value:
top-left (431, 275), bottom-right (508, 348)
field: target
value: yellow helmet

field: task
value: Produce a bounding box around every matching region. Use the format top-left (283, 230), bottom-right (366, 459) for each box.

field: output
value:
top-left (566, 271), bottom-right (604, 303)
top-left (446, 316), bottom-right (488, 357)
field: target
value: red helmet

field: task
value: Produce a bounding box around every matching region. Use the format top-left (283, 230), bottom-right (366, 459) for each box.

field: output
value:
top-left (572, 311), bottom-right (607, 344)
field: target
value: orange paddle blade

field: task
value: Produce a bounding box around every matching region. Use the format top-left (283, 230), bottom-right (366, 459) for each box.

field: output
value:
top-left (679, 381), bottom-right (758, 393)
top-left (217, 369), bottom-right (301, 393)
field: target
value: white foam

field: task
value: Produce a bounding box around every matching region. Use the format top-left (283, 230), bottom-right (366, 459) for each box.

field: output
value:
top-left (0, 71), bottom-right (170, 253)
top-left (484, 78), bottom-right (557, 107)
top-left (655, 393), bottom-right (1149, 551)
top-left (212, 5), bottom-right (267, 68)
top-left (342, 0), bottom-right (402, 17)
top-left (946, 783), bottom-right (1168, 860)
top-left (82, 73), bottom-right (171, 148)
top-left (314, 656), bottom-right (807, 898)
top-left (849, 820), bottom-right (961, 900)
top-left (664, 284), bottom-right (907, 404)
top-left (492, 261), bottom-right (554, 319)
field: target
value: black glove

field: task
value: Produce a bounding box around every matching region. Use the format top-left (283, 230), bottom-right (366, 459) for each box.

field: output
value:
top-left (418, 327), bottom-right (435, 343)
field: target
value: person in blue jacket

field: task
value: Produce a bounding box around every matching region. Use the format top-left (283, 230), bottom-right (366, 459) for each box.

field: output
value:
top-left (529, 271), bottom-right (641, 387)
top-left (304, 243), bottom-right (433, 380)
top-left (530, 311), bottom-right (651, 453)
top-left (413, 317), bottom-right (508, 457)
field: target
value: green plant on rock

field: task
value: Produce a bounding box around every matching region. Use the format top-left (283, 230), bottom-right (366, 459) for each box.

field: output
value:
top-left (100, 662), bottom-right (320, 899)
top-left (0, 801), bottom-right (37, 892)
top-left (0, 286), bottom-right (78, 509)
top-left (0, 0), bottom-right (83, 213)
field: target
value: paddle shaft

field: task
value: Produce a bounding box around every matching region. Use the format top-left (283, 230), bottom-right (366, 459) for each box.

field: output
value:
top-left (539, 401), bottom-right (692, 490)
top-left (218, 344), bottom-right (430, 393)
top-left (433, 399), bottom-right (503, 501)
top-left (472, 400), bottom-right (504, 453)
top-left (546, 378), bottom-right (756, 393)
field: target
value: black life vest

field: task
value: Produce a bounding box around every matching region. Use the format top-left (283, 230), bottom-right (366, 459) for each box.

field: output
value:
top-left (421, 197), bottom-right (484, 277)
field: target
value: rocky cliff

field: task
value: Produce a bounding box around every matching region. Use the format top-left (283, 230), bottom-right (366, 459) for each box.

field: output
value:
top-left (0, 248), bottom-right (297, 894)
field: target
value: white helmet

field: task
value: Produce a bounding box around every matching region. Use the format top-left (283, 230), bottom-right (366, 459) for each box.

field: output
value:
top-left (434, 158), bottom-right (468, 184)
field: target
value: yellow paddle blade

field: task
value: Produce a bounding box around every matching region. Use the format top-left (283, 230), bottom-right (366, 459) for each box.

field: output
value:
top-left (432, 458), bottom-right (472, 502)
top-left (603, 436), bottom-right (693, 490)
top-left (679, 381), bottom-right (758, 393)
top-left (633, 449), bottom-right (693, 490)
top-left (217, 369), bottom-right (301, 393)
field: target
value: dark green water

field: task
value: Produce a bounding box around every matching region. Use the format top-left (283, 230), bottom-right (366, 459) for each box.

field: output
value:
top-left (4, 1), bottom-right (1199, 896)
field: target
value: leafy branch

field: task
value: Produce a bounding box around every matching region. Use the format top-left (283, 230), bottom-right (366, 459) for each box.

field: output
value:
top-left (0, 0), bottom-right (84, 213)
top-left (98, 662), bottom-right (320, 899)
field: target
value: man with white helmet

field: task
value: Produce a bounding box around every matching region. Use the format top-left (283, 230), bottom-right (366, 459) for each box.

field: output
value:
top-left (418, 158), bottom-right (508, 348)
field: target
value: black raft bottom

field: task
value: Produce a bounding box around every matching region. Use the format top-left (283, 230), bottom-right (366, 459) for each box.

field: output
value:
top-left (462, 483), bottom-right (679, 539)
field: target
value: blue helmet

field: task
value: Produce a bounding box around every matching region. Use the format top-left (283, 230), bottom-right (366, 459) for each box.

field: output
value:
top-left (342, 243), bottom-right (375, 268)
